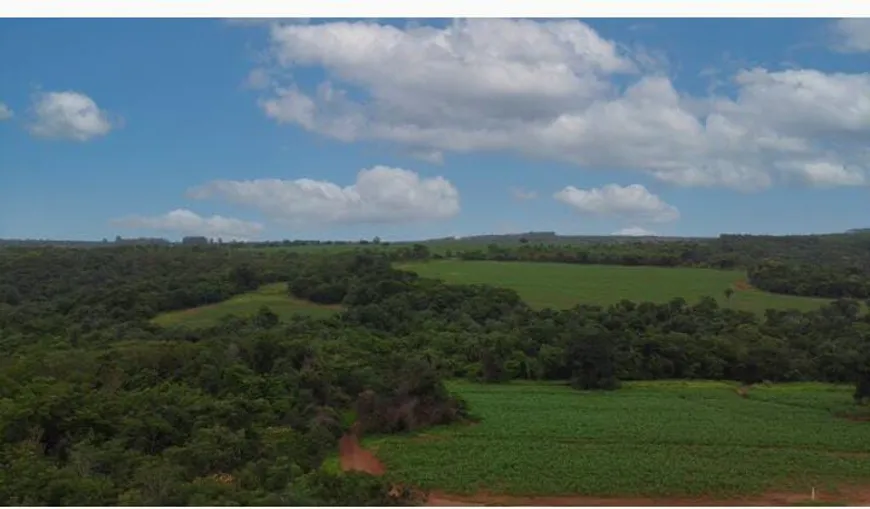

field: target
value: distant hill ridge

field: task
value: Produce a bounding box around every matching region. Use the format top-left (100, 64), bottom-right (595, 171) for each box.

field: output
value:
top-left (1, 229), bottom-right (868, 248)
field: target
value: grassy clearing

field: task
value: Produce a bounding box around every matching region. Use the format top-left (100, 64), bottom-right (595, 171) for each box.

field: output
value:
top-left (399, 260), bottom-right (831, 313)
top-left (151, 282), bottom-right (340, 328)
top-left (368, 381), bottom-right (870, 498)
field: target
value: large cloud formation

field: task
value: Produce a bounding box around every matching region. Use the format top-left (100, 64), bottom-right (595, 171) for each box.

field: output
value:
top-left (187, 166), bottom-right (460, 225)
top-left (253, 19), bottom-right (870, 191)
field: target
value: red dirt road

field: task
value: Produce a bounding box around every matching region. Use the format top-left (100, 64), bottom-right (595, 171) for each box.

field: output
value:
top-left (338, 429), bottom-right (385, 476)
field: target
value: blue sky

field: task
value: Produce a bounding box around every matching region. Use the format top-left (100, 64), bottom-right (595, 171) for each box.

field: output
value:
top-left (1, 18), bottom-right (869, 241)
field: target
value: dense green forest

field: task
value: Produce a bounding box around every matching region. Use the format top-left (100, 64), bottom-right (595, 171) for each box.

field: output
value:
top-left (288, 250), bottom-right (870, 389)
top-left (2, 238), bottom-right (870, 505)
top-left (0, 246), bottom-right (461, 505)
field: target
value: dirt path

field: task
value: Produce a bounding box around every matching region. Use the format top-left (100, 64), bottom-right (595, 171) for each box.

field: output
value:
top-left (338, 425), bottom-right (385, 476)
top-left (338, 427), bottom-right (870, 506)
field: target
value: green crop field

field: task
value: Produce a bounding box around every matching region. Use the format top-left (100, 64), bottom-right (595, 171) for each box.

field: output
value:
top-left (366, 381), bottom-right (870, 500)
top-left (399, 260), bottom-right (832, 313)
top-left (151, 282), bottom-right (340, 328)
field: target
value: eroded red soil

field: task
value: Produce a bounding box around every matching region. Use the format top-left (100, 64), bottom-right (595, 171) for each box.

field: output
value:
top-left (338, 426), bottom-right (385, 476)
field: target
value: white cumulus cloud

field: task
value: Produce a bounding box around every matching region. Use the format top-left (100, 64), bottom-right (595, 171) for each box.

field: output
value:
top-left (112, 209), bottom-right (264, 240)
top-left (187, 165), bottom-right (460, 225)
top-left (0, 102), bottom-right (13, 120)
top-left (554, 183), bottom-right (679, 223)
top-left (252, 19), bottom-right (870, 191)
top-left (831, 18), bottom-right (870, 53)
top-left (28, 91), bottom-right (115, 141)
top-left (612, 226), bottom-right (657, 236)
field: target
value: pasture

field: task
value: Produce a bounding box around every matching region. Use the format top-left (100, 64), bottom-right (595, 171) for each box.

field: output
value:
top-left (367, 381), bottom-right (870, 501)
top-left (399, 260), bottom-right (831, 313)
top-left (151, 282), bottom-right (339, 328)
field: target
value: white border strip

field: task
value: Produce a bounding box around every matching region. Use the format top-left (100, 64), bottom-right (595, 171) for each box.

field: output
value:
top-left (1, 0), bottom-right (869, 18)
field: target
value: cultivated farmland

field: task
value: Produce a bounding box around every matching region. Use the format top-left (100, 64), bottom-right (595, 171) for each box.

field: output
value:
top-left (366, 381), bottom-right (870, 503)
top-left (400, 260), bottom-right (831, 313)
top-left (151, 282), bottom-right (340, 328)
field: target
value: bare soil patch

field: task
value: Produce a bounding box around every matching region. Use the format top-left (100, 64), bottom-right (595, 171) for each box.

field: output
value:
top-left (733, 280), bottom-right (753, 291)
top-left (338, 426), bottom-right (385, 476)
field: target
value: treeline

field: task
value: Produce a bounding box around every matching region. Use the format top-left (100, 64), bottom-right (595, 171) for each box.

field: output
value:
top-left (288, 252), bottom-right (870, 391)
top-left (748, 261), bottom-right (870, 300)
top-left (0, 245), bottom-right (298, 343)
top-left (9, 230), bottom-right (870, 299)
top-left (450, 241), bottom-right (735, 268)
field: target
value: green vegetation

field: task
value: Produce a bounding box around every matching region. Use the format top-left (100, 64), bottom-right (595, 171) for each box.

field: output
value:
top-left (441, 232), bottom-right (870, 300)
top-left (3, 234), bottom-right (870, 505)
top-left (152, 282), bottom-right (339, 328)
top-left (400, 260), bottom-right (832, 313)
top-left (372, 381), bottom-right (870, 498)
top-left (0, 247), bottom-right (464, 505)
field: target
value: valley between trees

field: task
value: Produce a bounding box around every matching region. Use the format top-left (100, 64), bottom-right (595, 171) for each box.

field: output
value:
top-left (2, 232), bottom-right (870, 505)
top-left (399, 260), bottom-right (831, 313)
